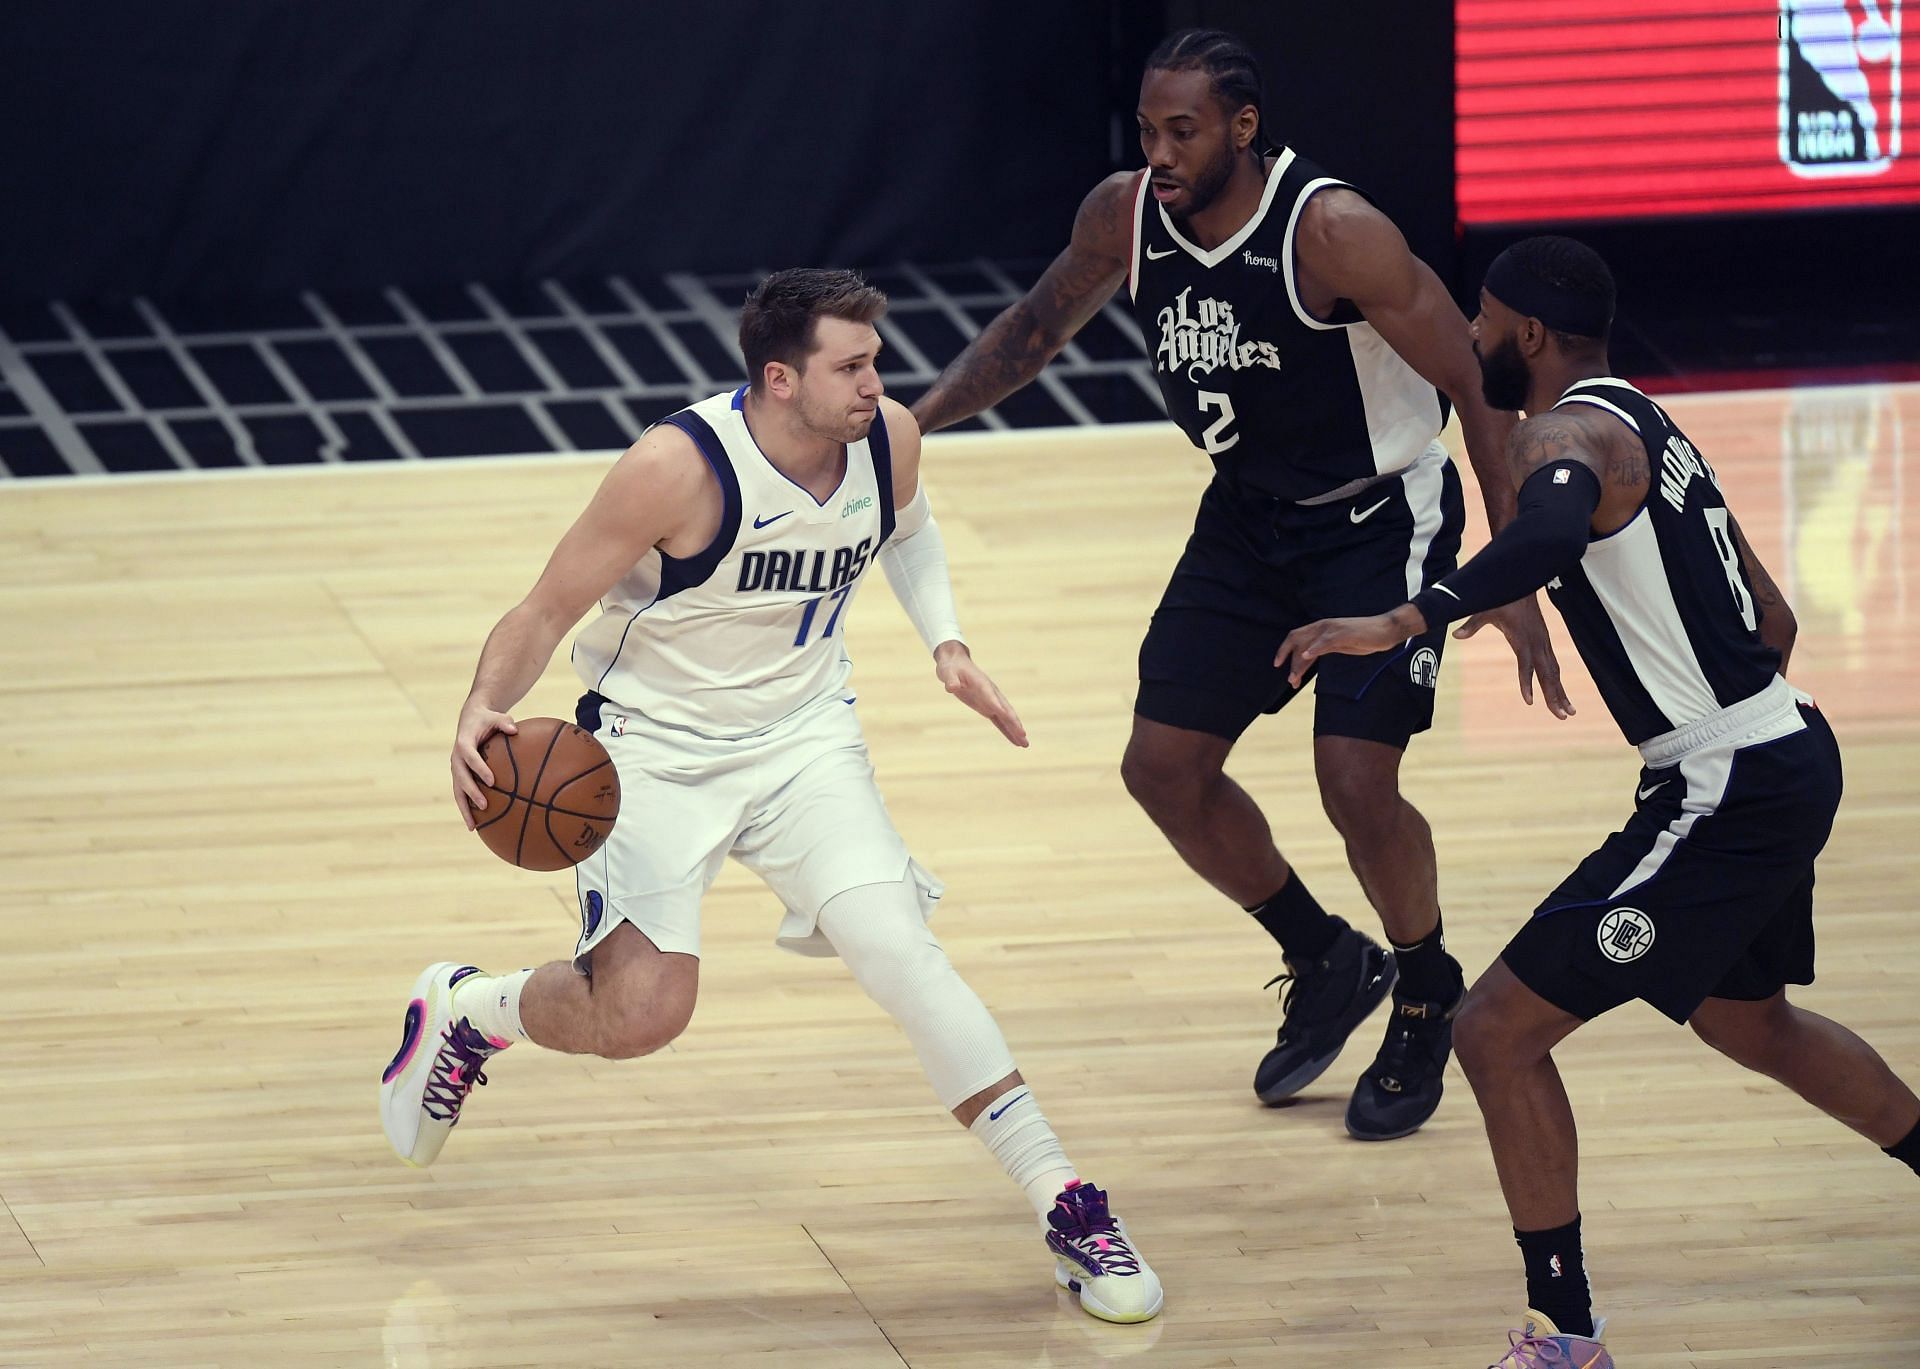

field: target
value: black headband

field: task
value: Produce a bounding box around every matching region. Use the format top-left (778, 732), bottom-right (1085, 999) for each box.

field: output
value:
top-left (1484, 249), bottom-right (1612, 338)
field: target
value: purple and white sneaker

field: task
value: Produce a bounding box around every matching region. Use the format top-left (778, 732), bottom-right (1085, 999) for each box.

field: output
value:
top-left (1491, 1309), bottom-right (1613, 1368)
top-left (1046, 1181), bottom-right (1163, 1323)
top-left (379, 962), bottom-right (509, 1167)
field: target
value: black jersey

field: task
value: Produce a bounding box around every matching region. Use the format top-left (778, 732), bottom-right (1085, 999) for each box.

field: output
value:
top-left (1544, 378), bottom-right (1783, 746)
top-left (1128, 148), bottom-right (1447, 502)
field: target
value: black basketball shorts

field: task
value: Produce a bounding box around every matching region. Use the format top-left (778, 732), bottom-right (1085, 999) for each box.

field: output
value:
top-left (1503, 702), bottom-right (1843, 1024)
top-left (1136, 447), bottom-right (1465, 746)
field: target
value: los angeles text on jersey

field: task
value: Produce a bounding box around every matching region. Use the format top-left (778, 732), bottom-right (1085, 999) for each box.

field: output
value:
top-left (737, 538), bottom-right (874, 594)
top-left (1154, 286), bottom-right (1282, 381)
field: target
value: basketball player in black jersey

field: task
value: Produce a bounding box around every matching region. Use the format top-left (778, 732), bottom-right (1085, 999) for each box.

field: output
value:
top-left (1278, 236), bottom-right (1920, 1362)
top-left (913, 30), bottom-right (1566, 1141)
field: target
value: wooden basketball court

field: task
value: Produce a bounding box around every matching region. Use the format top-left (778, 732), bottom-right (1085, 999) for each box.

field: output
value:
top-left (2, 384), bottom-right (1916, 1366)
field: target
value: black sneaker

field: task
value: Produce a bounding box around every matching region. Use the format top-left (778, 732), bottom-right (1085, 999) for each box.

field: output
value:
top-left (1344, 984), bottom-right (1465, 1141)
top-left (1254, 927), bottom-right (1397, 1104)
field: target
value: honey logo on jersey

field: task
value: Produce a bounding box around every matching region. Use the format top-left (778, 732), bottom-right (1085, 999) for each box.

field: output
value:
top-left (1154, 286), bottom-right (1282, 381)
top-left (1779, 0), bottom-right (1902, 176)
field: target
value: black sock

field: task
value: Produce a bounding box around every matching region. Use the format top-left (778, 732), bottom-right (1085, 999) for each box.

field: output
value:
top-left (1515, 1216), bottom-right (1594, 1337)
top-left (1886, 1114), bottom-right (1920, 1175)
top-left (1247, 873), bottom-right (1346, 963)
top-left (1389, 915), bottom-right (1462, 1003)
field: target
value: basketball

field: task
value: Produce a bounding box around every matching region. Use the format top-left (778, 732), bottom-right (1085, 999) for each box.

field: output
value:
top-left (472, 718), bottom-right (620, 871)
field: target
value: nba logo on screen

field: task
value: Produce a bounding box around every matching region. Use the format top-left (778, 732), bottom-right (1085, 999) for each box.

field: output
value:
top-left (1780, 1), bottom-right (1902, 175)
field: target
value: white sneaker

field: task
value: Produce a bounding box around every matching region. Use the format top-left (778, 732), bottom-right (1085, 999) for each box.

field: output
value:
top-left (1045, 1181), bottom-right (1164, 1323)
top-left (379, 962), bottom-right (508, 1166)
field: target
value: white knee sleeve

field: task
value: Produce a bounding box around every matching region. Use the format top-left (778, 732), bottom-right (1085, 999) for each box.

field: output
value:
top-left (816, 876), bottom-right (1017, 1110)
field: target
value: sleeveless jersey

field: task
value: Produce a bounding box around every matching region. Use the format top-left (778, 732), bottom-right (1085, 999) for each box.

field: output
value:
top-left (1128, 147), bottom-right (1446, 502)
top-left (1544, 378), bottom-right (1782, 745)
top-left (570, 386), bottom-right (897, 739)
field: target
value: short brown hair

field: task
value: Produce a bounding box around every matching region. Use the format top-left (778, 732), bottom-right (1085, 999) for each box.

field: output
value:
top-left (738, 268), bottom-right (888, 390)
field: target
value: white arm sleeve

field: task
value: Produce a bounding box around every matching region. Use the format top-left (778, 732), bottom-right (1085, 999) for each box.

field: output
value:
top-left (877, 482), bottom-right (966, 653)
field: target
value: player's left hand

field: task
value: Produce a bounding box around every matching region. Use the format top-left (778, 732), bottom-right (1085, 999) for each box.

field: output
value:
top-left (1454, 596), bottom-right (1575, 719)
top-left (934, 642), bottom-right (1029, 747)
top-left (1274, 614), bottom-right (1407, 687)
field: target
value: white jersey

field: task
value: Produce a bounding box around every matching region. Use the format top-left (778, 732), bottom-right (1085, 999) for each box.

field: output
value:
top-left (571, 386), bottom-right (898, 739)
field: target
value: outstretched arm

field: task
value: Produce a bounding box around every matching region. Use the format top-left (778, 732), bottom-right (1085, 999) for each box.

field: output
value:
top-left (1298, 192), bottom-right (1569, 714)
top-left (910, 173), bottom-right (1136, 435)
top-left (1274, 415), bottom-right (1604, 710)
top-left (875, 400), bottom-right (1027, 746)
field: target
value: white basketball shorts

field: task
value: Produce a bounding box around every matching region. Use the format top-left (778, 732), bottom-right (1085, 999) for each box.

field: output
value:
top-left (569, 691), bottom-right (941, 965)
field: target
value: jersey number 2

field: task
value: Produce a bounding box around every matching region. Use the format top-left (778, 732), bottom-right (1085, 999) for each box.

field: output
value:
top-left (1197, 390), bottom-right (1239, 455)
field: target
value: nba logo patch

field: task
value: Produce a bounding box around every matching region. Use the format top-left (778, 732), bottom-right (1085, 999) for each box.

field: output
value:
top-left (1779, 0), bottom-right (1902, 176)
top-left (611, 715), bottom-right (627, 736)
top-left (1597, 906), bottom-right (1656, 964)
top-left (1553, 468), bottom-right (1571, 484)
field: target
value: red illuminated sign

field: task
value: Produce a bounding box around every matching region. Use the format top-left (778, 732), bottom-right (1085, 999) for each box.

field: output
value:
top-left (1457, 1), bottom-right (1920, 224)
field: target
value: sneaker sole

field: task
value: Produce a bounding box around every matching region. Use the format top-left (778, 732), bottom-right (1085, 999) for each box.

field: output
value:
top-left (1054, 1263), bottom-right (1164, 1323)
top-left (1255, 951), bottom-right (1399, 1105)
top-left (1343, 1081), bottom-right (1444, 1142)
top-left (379, 961), bottom-right (466, 1168)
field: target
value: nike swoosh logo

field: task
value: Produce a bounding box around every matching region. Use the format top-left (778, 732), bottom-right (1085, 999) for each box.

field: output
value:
top-left (1144, 245), bottom-right (1176, 260)
top-left (1350, 496), bottom-right (1392, 524)
top-left (1637, 780), bottom-right (1669, 801)
top-left (753, 512), bottom-right (793, 529)
top-left (987, 1091), bottom-right (1029, 1121)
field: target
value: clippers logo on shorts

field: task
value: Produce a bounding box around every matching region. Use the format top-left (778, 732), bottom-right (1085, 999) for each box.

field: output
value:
top-left (1780, 0), bottom-right (1903, 177)
top-left (1154, 287), bottom-right (1282, 380)
top-left (1409, 646), bottom-right (1440, 689)
top-left (1597, 906), bottom-right (1656, 964)
top-left (582, 889), bottom-right (604, 940)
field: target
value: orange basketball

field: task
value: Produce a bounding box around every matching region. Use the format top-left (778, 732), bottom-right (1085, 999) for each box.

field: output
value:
top-left (472, 717), bottom-right (620, 871)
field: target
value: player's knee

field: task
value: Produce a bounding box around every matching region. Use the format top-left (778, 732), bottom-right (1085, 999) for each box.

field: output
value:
top-left (1453, 988), bottom-right (1520, 1079)
top-left (853, 935), bottom-right (954, 1019)
top-left (593, 992), bottom-right (695, 1060)
top-left (1316, 765), bottom-right (1397, 844)
top-left (1121, 735), bottom-right (1213, 823)
top-left (1690, 1000), bottom-right (1790, 1073)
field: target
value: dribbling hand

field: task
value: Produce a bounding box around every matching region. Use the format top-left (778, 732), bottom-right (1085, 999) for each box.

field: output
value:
top-left (451, 700), bottom-right (519, 829)
top-left (934, 641), bottom-right (1029, 748)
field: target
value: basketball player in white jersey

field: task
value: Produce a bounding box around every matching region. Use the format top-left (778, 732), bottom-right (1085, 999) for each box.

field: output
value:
top-left (914, 28), bottom-right (1568, 1143)
top-left (378, 269), bottom-right (1162, 1325)
top-left (1277, 236), bottom-right (1920, 1366)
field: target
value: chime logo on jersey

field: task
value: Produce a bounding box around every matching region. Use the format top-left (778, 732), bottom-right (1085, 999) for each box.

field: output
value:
top-left (1154, 286), bottom-right (1282, 381)
top-left (1596, 906), bottom-right (1656, 964)
top-left (1779, 0), bottom-right (1902, 176)
top-left (737, 538), bottom-right (874, 594)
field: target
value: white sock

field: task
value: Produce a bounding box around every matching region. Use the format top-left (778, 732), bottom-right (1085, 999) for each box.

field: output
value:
top-left (452, 968), bottom-right (533, 1046)
top-left (968, 1086), bottom-right (1078, 1218)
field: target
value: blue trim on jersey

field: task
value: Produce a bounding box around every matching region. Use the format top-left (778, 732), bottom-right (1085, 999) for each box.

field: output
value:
top-left (868, 407), bottom-right (897, 547)
top-left (731, 384), bottom-right (850, 509)
top-left (658, 409), bottom-right (743, 599)
top-left (590, 408), bottom-right (742, 694)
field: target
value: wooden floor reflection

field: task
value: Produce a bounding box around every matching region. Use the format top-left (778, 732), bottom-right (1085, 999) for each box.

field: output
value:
top-left (1, 383), bottom-right (1915, 1367)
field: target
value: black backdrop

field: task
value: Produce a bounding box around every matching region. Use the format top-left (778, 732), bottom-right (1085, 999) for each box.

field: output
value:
top-left (3, 1), bottom-right (1116, 299)
top-left (3, 2), bottom-right (1460, 303)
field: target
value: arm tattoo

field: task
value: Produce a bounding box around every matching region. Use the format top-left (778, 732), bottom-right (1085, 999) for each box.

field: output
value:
top-left (1508, 418), bottom-right (1585, 473)
top-left (913, 182), bottom-right (1128, 433)
top-left (1605, 431), bottom-right (1650, 489)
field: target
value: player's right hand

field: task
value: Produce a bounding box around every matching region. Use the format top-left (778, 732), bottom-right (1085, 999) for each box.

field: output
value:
top-left (451, 701), bottom-right (518, 829)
